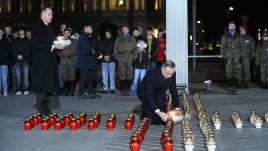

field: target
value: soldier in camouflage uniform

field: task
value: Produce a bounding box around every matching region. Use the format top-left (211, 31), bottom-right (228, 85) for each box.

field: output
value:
top-left (58, 28), bottom-right (77, 96)
top-left (114, 26), bottom-right (138, 96)
top-left (255, 29), bottom-right (268, 89)
top-left (221, 21), bottom-right (242, 95)
top-left (239, 25), bottom-right (255, 89)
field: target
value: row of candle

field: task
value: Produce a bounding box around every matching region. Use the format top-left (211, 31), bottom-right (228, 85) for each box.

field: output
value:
top-left (129, 118), bottom-right (150, 151)
top-left (183, 117), bottom-right (194, 151)
top-left (181, 95), bottom-right (194, 151)
top-left (181, 94), bottom-right (192, 119)
top-left (194, 93), bottom-right (216, 151)
top-left (161, 117), bottom-right (175, 151)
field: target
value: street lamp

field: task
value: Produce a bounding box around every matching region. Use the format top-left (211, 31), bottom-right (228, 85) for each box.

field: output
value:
top-left (197, 20), bottom-right (201, 24)
top-left (227, 6), bottom-right (234, 19)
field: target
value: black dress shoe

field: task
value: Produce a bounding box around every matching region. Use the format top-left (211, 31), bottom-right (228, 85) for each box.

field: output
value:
top-left (89, 94), bottom-right (96, 99)
top-left (102, 90), bottom-right (108, 94)
top-left (79, 93), bottom-right (88, 99)
top-left (110, 90), bottom-right (115, 94)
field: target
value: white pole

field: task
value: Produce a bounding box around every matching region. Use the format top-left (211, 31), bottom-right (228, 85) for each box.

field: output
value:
top-left (166, 0), bottom-right (188, 90)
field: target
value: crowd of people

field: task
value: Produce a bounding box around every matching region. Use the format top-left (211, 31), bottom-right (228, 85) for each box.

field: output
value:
top-left (0, 17), bottom-right (167, 99)
top-left (220, 21), bottom-right (268, 95)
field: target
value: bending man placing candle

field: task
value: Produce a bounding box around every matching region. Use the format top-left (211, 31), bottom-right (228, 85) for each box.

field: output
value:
top-left (137, 60), bottom-right (181, 125)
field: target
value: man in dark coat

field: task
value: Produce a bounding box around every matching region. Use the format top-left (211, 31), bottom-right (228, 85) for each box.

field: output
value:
top-left (76, 25), bottom-right (100, 99)
top-left (31, 7), bottom-right (64, 117)
top-left (137, 60), bottom-right (181, 125)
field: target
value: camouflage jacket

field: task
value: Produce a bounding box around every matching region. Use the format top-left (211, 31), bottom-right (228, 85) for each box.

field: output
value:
top-left (114, 34), bottom-right (138, 64)
top-left (256, 40), bottom-right (268, 65)
top-left (240, 34), bottom-right (255, 59)
top-left (58, 40), bottom-right (77, 65)
top-left (220, 32), bottom-right (242, 59)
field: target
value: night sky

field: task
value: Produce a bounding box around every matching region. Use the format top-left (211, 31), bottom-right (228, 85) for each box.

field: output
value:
top-left (193, 0), bottom-right (267, 41)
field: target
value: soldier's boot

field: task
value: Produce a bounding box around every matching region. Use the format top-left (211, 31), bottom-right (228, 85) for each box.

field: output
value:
top-left (120, 80), bottom-right (126, 96)
top-left (244, 81), bottom-right (250, 89)
top-left (227, 79), bottom-right (233, 95)
top-left (265, 81), bottom-right (268, 89)
top-left (124, 80), bottom-right (131, 96)
top-left (261, 81), bottom-right (266, 89)
top-left (64, 81), bottom-right (69, 96)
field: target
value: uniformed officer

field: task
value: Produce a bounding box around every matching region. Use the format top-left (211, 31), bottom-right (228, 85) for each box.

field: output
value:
top-left (221, 21), bottom-right (242, 95)
top-left (256, 29), bottom-right (268, 89)
top-left (239, 25), bottom-right (255, 89)
top-left (114, 26), bottom-right (138, 96)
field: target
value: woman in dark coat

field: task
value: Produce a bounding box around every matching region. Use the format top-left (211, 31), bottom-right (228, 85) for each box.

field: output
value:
top-left (31, 7), bottom-right (64, 116)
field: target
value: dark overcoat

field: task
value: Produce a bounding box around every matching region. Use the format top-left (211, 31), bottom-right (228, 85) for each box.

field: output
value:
top-left (137, 68), bottom-right (180, 117)
top-left (31, 19), bottom-right (58, 93)
top-left (76, 33), bottom-right (98, 70)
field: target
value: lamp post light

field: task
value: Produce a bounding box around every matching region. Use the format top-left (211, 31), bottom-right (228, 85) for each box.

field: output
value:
top-left (227, 6), bottom-right (234, 19)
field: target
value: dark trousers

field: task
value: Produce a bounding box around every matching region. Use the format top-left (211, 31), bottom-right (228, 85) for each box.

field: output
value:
top-left (36, 93), bottom-right (50, 116)
top-left (79, 69), bottom-right (97, 94)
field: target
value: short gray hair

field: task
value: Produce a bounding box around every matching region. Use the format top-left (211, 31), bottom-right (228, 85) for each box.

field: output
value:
top-left (162, 60), bottom-right (176, 69)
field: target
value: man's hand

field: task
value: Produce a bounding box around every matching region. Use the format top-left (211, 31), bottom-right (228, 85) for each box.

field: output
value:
top-left (156, 111), bottom-right (168, 122)
top-left (148, 55), bottom-right (152, 59)
top-left (92, 49), bottom-right (96, 55)
top-left (17, 55), bottom-right (23, 60)
top-left (55, 45), bottom-right (65, 50)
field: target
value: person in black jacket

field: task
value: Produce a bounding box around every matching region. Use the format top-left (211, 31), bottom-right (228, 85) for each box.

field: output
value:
top-left (12, 28), bottom-right (31, 95)
top-left (76, 25), bottom-right (100, 99)
top-left (131, 40), bottom-right (148, 92)
top-left (137, 60), bottom-right (181, 125)
top-left (100, 30), bottom-right (116, 94)
top-left (31, 7), bottom-right (64, 117)
top-left (0, 28), bottom-right (11, 96)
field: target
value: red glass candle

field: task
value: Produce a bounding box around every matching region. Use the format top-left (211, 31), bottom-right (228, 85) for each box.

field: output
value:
top-left (125, 118), bottom-right (133, 130)
top-left (163, 136), bottom-right (173, 151)
top-left (68, 112), bottom-right (74, 119)
top-left (33, 115), bottom-right (39, 126)
top-left (64, 115), bottom-right (71, 126)
top-left (28, 116), bottom-right (35, 127)
top-left (24, 119), bottom-right (32, 131)
top-left (129, 114), bottom-right (135, 123)
top-left (88, 118), bottom-right (95, 130)
top-left (49, 115), bottom-right (55, 126)
top-left (54, 119), bottom-right (62, 130)
top-left (80, 115), bottom-right (86, 126)
top-left (106, 118), bottom-right (115, 130)
top-left (110, 114), bottom-right (116, 124)
top-left (41, 119), bottom-right (50, 130)
top-left (130, 136), bottom-right (140, 151)
top-left (81, 112), bottom-right (87, 122)
top-left (70, 118), bottom-right (78, 131)
top-left (53, 112), bottom-right (58, 119)
top-left (93, 116), bottom-right (99, 128)
top-left (76, 117), bottom-right (81, 128)
top-left (59, 117), bottom-right (65, 128)
top-left (36, 113), bottom-right (42, 123)
top-left (95, 112), bottom-right (101, 122)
